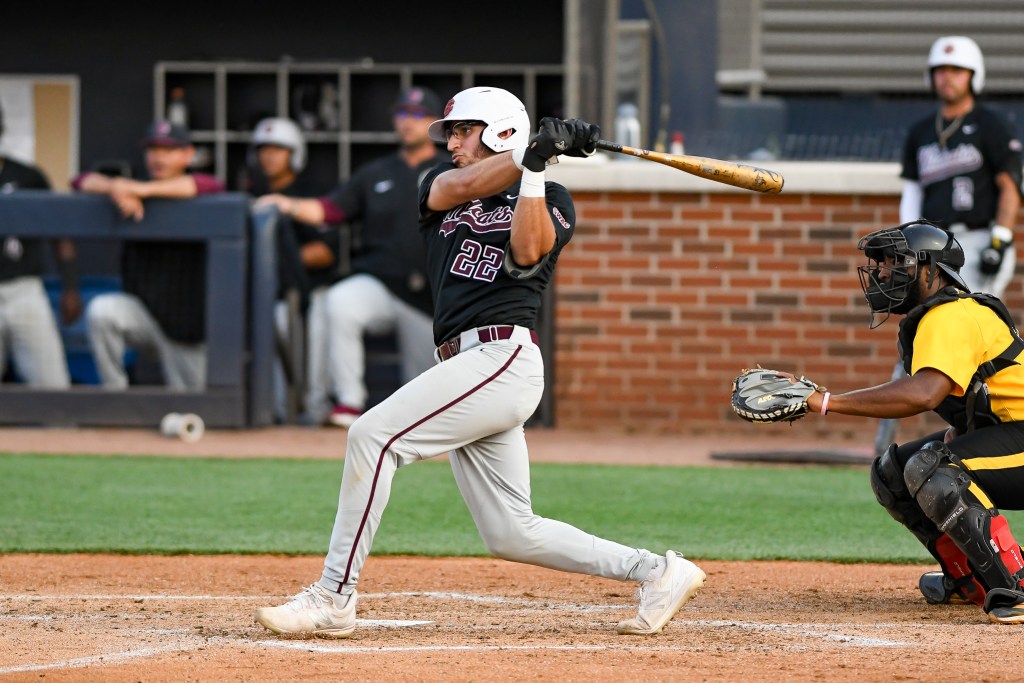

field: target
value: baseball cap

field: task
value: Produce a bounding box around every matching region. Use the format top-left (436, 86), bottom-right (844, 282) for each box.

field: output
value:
top-left (392, 86), bottom-right (442, 118)
top-left (141, 120), bottom-right (191, 148)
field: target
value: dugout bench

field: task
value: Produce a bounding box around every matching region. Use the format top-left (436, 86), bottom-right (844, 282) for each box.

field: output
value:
top-left (0, 192), bottom-right (277, 428)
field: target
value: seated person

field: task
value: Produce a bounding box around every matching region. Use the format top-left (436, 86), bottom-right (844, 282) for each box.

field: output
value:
top-left (256, 87), bottom-right (444, 427)
top-left (72, 121), bottom-right (224, 390)
top-left (246, 117), bottom-right (341, 421)
top-left (0, 102), bottom-right (80, 387)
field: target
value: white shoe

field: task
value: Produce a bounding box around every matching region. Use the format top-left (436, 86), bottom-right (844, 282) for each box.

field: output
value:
top-left (617, 550), bottom-right (705, 635)
top-left (255, 583), bottom-right (357, 638)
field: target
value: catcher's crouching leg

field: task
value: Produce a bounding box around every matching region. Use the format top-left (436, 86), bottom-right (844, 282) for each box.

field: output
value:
top-left (870, 443), bottom-right (985, 605)
top-left (905, 442), bottom-right (1024, 617)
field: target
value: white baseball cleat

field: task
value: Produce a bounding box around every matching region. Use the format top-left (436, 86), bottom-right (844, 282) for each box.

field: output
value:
top-left (617, 550), bottom-right (705, 635)
top-left (255, 583), bottom-right (357, 638)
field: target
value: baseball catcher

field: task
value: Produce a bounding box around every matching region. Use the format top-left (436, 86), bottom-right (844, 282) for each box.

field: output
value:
top-left (732, 219), bottom-right (1024, 624)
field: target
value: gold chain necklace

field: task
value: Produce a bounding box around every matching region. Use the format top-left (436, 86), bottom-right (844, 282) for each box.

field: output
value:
top-left (935, 111), bottom-right (965, 149)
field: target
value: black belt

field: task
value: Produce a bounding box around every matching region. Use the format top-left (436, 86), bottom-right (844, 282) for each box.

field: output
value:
top-left (437, 326), bottom-right (539, 362)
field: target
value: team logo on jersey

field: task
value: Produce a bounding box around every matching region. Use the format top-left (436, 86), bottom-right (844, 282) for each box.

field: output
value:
top-left (917, 142), bottom-right (983, 185)
top-left (438, 199), bottom-right (514, 237)
top-left (552, 207), bottom-right (571, 230)
top-left (374, 179), bottom-right (394, 194)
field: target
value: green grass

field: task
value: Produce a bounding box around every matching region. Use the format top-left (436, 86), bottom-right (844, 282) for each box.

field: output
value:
top-left (3, 453), bottom-right (1019, 563)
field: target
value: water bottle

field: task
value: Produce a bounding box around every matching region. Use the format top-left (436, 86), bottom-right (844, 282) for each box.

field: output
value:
top-left (614, 103), bottom-right (641, 159)
top-left (166, 87), bottom-right (189, 128)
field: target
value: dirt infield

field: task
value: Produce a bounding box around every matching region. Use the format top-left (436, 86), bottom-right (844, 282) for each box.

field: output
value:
top-left (1, 554), bottom-right (1017, 682)
top-left (2, 426), bottom-right (1013, 681)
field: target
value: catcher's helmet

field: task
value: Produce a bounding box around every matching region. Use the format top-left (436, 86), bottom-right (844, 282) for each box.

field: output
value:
top-left (927, 36), bottom-right (985, 95)
top-left (250, 117), bottom-right (306, 172)
top-left (858, 220), bottom-right (968, 322)
top-left (427, 86), bottom-right (530, 153)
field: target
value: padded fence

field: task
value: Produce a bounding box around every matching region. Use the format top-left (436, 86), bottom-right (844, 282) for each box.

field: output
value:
top-left (0, 192), bottom-right (277, 428)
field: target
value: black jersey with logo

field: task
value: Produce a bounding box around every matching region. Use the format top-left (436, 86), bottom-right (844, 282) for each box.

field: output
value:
top-left (327, 149), bottom-right (447, 315)
top-left (901, 105), bottom-right (1024, 229)
top-left (418, 161), bottom-right (576, 345)
top-left (0, 156), bottom-right (51, 282)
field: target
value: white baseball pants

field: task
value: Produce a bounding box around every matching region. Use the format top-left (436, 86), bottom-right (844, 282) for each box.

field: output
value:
top-left (0, 276), bottom-right (70, 387)
top-left (319, 328), bottom-right (656, 593)
top-left (86, 292), bottom-right (205, 390)
top-left (323, 273), bottom-right (434, 410)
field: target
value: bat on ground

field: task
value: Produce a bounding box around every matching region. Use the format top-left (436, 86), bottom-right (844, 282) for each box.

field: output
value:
top-left (595, 140), bottom-right (784, 194)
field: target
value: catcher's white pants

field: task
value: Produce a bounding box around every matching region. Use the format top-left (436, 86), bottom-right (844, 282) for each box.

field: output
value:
top-left (320, 328), bottom-right (656, 593)
top-left (0, 276), bottom-right (70, 387)
top-left (86, 292), bottom-right (205, 390)
top-left (952, 226), bottom-right (1016, 298)
top-left (322, 273), bottom-right (434, 410)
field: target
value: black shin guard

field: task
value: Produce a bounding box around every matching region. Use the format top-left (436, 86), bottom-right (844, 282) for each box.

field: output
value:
top-left (870, 444), bottom-right (941, 548)
top-left (905, 442), bottom-right (1024, 602)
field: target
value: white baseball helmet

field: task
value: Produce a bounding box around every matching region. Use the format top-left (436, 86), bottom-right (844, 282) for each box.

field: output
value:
top-left (251, 117), bottom-right (307, 172)
top-left (927, 36), bottom-right (985, 94)
top-left (427, 86), bottom-right (531, 153)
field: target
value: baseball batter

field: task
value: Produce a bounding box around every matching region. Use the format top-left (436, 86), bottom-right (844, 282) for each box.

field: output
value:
top-left (255, 86), bottom-right (705, 638)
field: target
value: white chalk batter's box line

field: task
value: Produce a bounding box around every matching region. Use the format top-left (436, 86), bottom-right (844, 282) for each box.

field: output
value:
top-left (0, 588), bottom-right (915, 676)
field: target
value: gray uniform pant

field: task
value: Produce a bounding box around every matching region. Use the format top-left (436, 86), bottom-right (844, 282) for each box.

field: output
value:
top-left (320, 327), bottom-right (655, 592)
top-left (86, 292), bottom-right (205, 390)
top-left (322, 273), bottom-right (434, 410)
top-left (0, 276), bottom-right (70, 387)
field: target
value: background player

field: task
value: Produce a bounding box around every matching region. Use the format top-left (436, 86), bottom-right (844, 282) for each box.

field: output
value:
top-left (256, 87), bottom-right (444, 427)
top-left (876, 35), bottom-right (1024, 454)
top-left (254, 86), bottom-right (705, 638)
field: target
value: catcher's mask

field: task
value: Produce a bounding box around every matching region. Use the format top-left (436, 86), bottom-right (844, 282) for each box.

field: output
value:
top-left (857, 220), bottom-right (967, 327)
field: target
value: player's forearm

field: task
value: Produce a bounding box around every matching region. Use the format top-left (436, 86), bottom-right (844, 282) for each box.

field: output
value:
top-left (131, 175), bottom-right (199, 199)
top-left (810, 372), bottom-right (950, 418)
top-left (899, 180), bottom-right (923, 224)
top-left (994, 172), bottom-right (1020, 229)
top-left (509, 198), bottom-right (555, 265)
top-left (428, 153), bottom-right (521, 211)
top-left (76, 172), bottom-right (115, 194)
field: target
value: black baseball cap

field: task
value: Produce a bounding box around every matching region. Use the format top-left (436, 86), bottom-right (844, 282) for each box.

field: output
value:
top-left (392, 86), bottom-right (442, 118)
top-left (141, 120), bottom-right (191, 148)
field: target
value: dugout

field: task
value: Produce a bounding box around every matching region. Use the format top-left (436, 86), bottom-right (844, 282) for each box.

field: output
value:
top-left (0, 192), bottom-right (277, 428)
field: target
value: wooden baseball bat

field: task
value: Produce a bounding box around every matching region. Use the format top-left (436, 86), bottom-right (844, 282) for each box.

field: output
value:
top-left (595, 140), bottom-right (784, 194)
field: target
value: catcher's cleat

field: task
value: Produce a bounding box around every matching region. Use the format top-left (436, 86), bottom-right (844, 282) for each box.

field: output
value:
top-left (918, 571), bottom-right (978, 605)
top-left (617, 550), bottom-right (705, 635)
top-left (984, 588), bottom-right (1024, 624)
top-left (255, 583), bottom-right (356, 637)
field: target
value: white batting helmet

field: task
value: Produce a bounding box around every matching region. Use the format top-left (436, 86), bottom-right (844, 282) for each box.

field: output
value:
top-left (927, 36), bottom-right (985, 95)
top-left (427, 86), bottom-right (531, 153)
top-left (251, 117), bottom-right (307, 172)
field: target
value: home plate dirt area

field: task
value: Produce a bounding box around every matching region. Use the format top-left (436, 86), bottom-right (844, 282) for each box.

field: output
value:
top-left (0, 553), bottom-right (1018, 682)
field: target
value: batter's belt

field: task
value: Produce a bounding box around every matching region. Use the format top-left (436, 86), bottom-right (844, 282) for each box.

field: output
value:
top-left (436, 325), bottom-right (540, 362)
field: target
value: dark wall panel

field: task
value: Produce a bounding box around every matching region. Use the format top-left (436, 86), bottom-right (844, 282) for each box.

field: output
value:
top-left (1, 3), bottom-right (563, 171)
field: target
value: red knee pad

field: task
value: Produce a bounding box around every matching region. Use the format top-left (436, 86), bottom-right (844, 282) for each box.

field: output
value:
top-left (935, 534), bottom-right (986, 605)
top-left (990, 514), bottom-right (1024, 590)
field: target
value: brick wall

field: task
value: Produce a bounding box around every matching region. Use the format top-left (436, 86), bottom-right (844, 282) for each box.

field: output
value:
top-left (551, 183), bottom-right (1024, 437)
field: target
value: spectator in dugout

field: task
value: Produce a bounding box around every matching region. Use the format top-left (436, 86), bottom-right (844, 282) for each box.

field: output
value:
top-left (0, 100), bottom-right (81, 387)
top-left (71, 121), bottom-right (225, 390)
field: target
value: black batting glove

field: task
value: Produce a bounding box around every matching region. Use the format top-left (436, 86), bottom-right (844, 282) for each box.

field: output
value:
top-left (980, 225), bottom-right (1014, 275)
top-left (521, 117), bottom-right (573, 171)
top-left (562, 118), bottom-right (600, 158)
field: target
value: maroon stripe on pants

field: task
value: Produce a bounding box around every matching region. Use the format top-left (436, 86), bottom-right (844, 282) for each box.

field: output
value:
top-left (340, 344), bottom-right (525, 588)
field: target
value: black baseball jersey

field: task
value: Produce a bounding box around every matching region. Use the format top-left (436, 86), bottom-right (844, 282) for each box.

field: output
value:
top-left (901, 105), bottom-right (1024, 229)
top-left (418, 161), bottom-right (576, 345)
top-left (0, 156), bottom-right (51, 283)
top-left (249, 173), bottom-right (340, 293)
top-left (325, 149), bottom-right (447, 316)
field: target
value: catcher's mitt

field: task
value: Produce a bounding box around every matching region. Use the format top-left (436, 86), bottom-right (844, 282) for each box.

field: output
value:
top-left (731, 368), bottom-right (824, 424)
